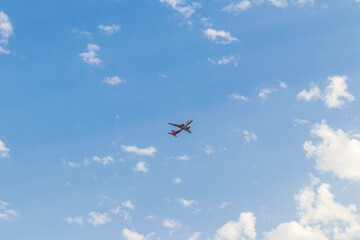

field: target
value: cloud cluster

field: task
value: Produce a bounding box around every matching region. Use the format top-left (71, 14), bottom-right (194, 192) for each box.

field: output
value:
top-left (297, 76), bottom-right (355, 109)
top-left (0, 11), bottom-right (13, 54)
top-left (121, 145), bottom-right (157, 157)
top-left (79, 43), bottom-right (102, 66)
top-left (103, 76), bottom-right (124, 85)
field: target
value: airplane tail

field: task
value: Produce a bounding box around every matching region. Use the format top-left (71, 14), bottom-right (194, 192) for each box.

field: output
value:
top-left (168, 132), bottom-right (177, 137)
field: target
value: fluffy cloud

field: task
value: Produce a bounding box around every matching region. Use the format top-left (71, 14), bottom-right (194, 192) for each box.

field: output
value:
top-left (264, 221), bottom-right (327, 240)
top-left (229, 94), bottom-right (249, 101)
top-left (122, 200), bottom-right (135, 210)
top-left (243, 130), bottom-right (258, 143)
top-left (223, 0), bottom-right (252, 14)
top-left (178, 198), bottom-right (198, 207)
top-left (297, 76), bottom-right (355, 109)
top-left (99, 24), bottom-right (120, 35)
top-left (0, 11), bottom-right (13, 54)
top-left (122, 228), bottom-right (154, 240)
top-left (0, 140), bottom-right (10, 158)
top-left (215, 212), bottom-right (256, 240)
top-left (163, 218), bottom-right (182, 229)
top-left (121, 145), bottom-right (157, 157)
top-left (64, 216), bottom-right (83, 226)
top-left (133, 161), bottom-right (150, 173)
top-left (87, 212), bottom-right (112, 227)
top-left (79, 43), bottom-right (102, 66)
top-left (204, 28), bottom-right (238, 44)
top-left (103, 76), bottom-right (124, 85)
top-left (159, 0), bottom-right (201, 19)
top-left (304, 121), bottom-right (360, 181)
top-left (265, 177), bottom-right (360, 239)
top-left (0, 201), bottom-right (18, 221)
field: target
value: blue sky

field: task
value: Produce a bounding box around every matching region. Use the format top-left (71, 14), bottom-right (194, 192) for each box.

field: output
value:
top-left (2, 0), bottom-right (360, 239)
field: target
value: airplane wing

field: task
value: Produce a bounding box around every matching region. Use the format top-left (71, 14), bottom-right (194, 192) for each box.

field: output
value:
top-left (168, 123), bottom-right (182, 128)
top-left (185, 129), bottom-right (191, 134)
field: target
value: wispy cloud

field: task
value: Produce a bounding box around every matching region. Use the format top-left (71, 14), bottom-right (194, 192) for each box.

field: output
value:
top-left (122, 200), bottom-right (135, 210)
top-left (229, 94), bottom-right (249, 101)
top-left (99, 24), bottom-right (120, 35)
top-left (204, 28), bottom-right (238, 44)
top-left (64, 216), bottom-right (83, 226)
top-left (0, 201), bottom-right (18, 221)
top-left (258, 87), bottom-right (277, 99)
top-left (173, 178), bottom-right (182, 184)
top-left (93, 156), bottom-right (115, 165)
top-left (163, 218), bottom-right (182, 229)
top-left (79, 44), bottom-right (102, 66)
top-left (243, 130), bottom-right (258, 143)
top-left (208, 55), bottom-right (237, 66)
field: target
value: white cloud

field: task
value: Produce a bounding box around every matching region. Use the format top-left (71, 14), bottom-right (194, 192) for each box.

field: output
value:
top-left (0, 201), bottom-right (18, 221)
top-left (188, 232), bottom-right (201, 240)
top-left (0, 140), bottom-right (10, 158)
top-left (280, 81), bottom-right (288, 89)
top-left (264, 221), bottom-right (328, 240)
top-left (265, 177), bottom-right (360, 240)
top-left (103, 76), bottom-right (124, 85)
top-left (178, 198), bottom-right (198, 207)
top-left (133, 161), bottom-right (150, 173)
top-left (258, 87), bottom-right (277, 99)
top-left (122, 228), bottom-right (154, 240)
top-left (121, 145), bottom-right (157, 157)
top-left (159, 0), bottom-right (201, 19)
top-left (293, 118), bottom-right (310, 126)
top-left (223, 0), bottom-right (252, 14)
top-left (269, 0), bottom-right (288, 8)
top-left (220, 201), bottom-right (231, 209)
top-left (0, 11), bottom-right (13, 54)
top-left (203, 145), bottom-right (215, 155)
top-left (87, 212), bottom-right (112, 227)
top-left (163, 218), bottom-right (182, 229)
top-left (208, 55), bottom-right (237, 66)
top-left (122, 200), bottom-right (135, 210)
top-left (79, 43), bottom-right (102, 66)
top-left (64, 216), bottom-right (83, 226)
top-left (99, 24), bottom-right (120, 35)
top-left (201, 17), bottom-right (213, 27)
top-left (173, 178), bottom-right (182, 184)
top-left (292, 0), bottom-right (315, 5)
top-left (93, 156), bottom-right (115, 165)
top-left (243, 130), bottom-right (258, 143)
top-left (229, 94), bottom-right (249, 101)
top-left (215, 212), bottom-right (256, 240)
top-left (297, 83), bottom-right (321, 102)
top-left (145, 215), bottom-right (156, 220)
top-left (204, 28), bottom-right (238, 44)
top-left (297, 76), bottom-right (355, 109)
top-left (177, 154), bottom-right (190, 161)
top-left (304, 121), bottom-right (360, 181)
top-left (324, 75), bottom-right (355, 109)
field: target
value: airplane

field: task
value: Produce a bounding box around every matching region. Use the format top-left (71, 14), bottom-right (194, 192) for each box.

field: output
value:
top-left (168, 119), bottom-right (194, 137)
